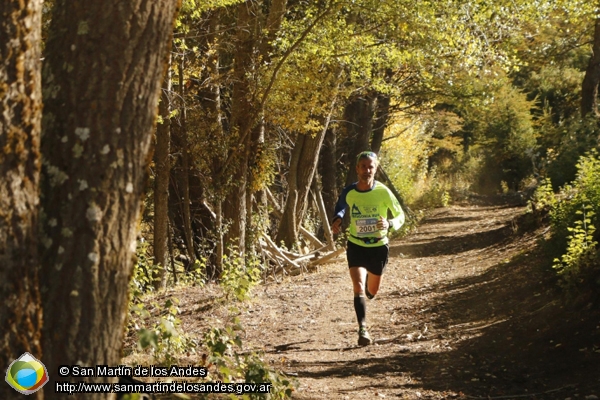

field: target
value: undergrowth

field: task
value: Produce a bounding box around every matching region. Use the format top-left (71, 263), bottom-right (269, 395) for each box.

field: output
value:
top-left (125, 241), bottom-right (293, 398)
top-left (531, 151), bottom-right (600, 298)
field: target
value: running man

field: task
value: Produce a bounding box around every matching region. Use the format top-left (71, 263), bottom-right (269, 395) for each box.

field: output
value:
top-left (331, 151), bottom-right (405, 346)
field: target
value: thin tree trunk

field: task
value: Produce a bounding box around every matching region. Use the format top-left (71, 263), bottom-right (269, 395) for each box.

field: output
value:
top-left (0, 1), bottom-right (43, 398)
top-left (176, 53), bottom-right (196, 268)
top-left (319, 126), bottom-right (338, 217)
top-left (153, 57), bottom-right (172, 290)
top-left (311, 178), bottom-right (335, 250)
top-left (581, 17), bottom-right (600, 118)
top-left (39, 1), bottom-right (178, 398)
top-left (168, 217), bottom-right (177, 285)
top-left (207, 10), bottom-right (226, 278)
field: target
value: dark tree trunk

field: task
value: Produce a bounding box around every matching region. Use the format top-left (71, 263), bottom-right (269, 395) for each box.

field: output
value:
top-left (222, 1), bottom-right (257, 255)
top-left (0, 1), bottom-right (43, 398)
top-left (176, 54), bottom-right (196, 267)
top-left (205, 10), bottom-right (225, 278)
top-left (581, 17), bottom-right (600, 118)
top-left (153, 59), bottom-right (172, 290)
top-left (344, 95), bottom-right (375, 185)
top-left (222, 0), bottom-right (289, 256)
top-left (371, 94), bottom-right (390, 154)
top-left (319, 126), bottom-right (338, 217)
top-left (39, 1), bottom-right (178, 398)
top-left (276, 108), bottom-right (335, 248)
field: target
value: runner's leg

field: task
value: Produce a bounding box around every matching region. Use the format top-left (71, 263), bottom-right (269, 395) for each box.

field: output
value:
top-left (349, 266), bottom-right (367, 326)
top-left (349, 266), bottom-right (372, 345)
top-left (349, 266), bottom-right (367, 294)
top-left (366, 272), bottom-right (382, 297)
top-left (366, 244), bottom-right (388, 299)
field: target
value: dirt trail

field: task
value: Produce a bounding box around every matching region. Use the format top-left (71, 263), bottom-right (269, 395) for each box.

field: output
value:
top-left (172, 203), bottom-right (600, 399)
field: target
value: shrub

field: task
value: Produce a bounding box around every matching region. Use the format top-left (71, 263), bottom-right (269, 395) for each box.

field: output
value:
top-left (220, 249), bottom-right (262, 301)
top-left (132, 297), bottom-right (198, 365)
top-left (542, 115), bottom-right (600, 189)
top-left (203, 317), bottom-right (296, 399)
top-left (535, 151), bottom-right (600, 292)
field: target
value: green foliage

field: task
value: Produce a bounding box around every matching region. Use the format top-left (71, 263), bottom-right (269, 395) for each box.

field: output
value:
top-left (132, 298), bottom-right (198, 365)
top-left (203, 318), bottom-right (296, 399)
top-left (553, 202), bottom-right (597, 287)
top-left (531, 178), bottom-right (556, 210)
top-left (220, 250), bottom-right (262, 301)
top-left (130, 240), bottom-right (160, 301)
top-left (535, 151), bottom-right (600, 291)
top-left (542, 115), bottom-right (600, 189)
top-left (465, 83), bottom-right (538, 193)
top-left (118, 395), bottom-right (144, 400)
top-left (381, 114), bottom-right (431, 206)
top-left (526, 65), bottom-right (583, 122)
top-left (130, 239), bottom-right (206, 301)
top-left (413, 167), bottom-right (452, 209)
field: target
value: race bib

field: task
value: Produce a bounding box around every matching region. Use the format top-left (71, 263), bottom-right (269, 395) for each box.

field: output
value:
top-left (355, 218), bottom-right (378, 236)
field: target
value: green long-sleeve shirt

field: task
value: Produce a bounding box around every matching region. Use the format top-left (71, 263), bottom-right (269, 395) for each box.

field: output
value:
top-left (332, 181), bottom-right (405, 247)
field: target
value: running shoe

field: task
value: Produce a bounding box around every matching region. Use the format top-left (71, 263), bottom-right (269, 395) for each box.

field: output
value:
top-left (358, 326), bottom-right (372, 346)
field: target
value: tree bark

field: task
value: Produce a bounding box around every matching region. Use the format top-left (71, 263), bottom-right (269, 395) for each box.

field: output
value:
top-left (581, 17), bottom-right (600, 118)
top-left (222, 1), bottom-right (257, 255)
top-left (175, 53), bottom-right (196, 268)
top-left (319, 126), bottom-right (338, 217)
top-left (206, 10), bottom-right (224, 277)
top-left (223, 0), bottom-right (290, 256)
top-left (344, 94), bottom-right (375, 185)
top-left (276, 109), bottom-right (335, 248)
top-left (371, 93), bottom-right (390, 154)
top-left (0, 0), bottom-right (44, 398)
top-left (153, 57), bottom-right (172, 290)
top-left (39, 1), bottom-right (178, 398)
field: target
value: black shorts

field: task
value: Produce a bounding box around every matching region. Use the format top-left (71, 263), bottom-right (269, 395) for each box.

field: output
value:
top-left (346, 240), bottom-right (389, 276)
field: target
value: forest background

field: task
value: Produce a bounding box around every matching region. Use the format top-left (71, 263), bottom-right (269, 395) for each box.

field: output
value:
top-left (1, 0), bottom-right (600, 399)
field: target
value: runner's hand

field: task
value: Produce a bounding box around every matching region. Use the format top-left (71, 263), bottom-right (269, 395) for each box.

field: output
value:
top-left (377, 216), bottom-right (389, 230)
top-left (331, 218), bottom-right (342, 234)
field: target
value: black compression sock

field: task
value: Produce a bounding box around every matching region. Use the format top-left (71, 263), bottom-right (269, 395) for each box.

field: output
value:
top-left (353, 294), bottom-right (367, 327)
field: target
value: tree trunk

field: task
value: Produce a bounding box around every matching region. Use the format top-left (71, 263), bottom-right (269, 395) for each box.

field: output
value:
top-left (276, 107), bottom-right (335, 248)
top-left (39, 1), bottom-right (178, 398)
top-left (222, 1), bottom-right (257, 255)
top-left (223, 0), bottom-right (289, 257)
top-left (371, 93), bottom-right (390, 154)
top-left (581, 17), bottom-right (600, 118)
top-left (206, 10), bottom-right (224, 277)
top-left (153, 58), bottom-right (172, 290)
top-left (319, 126), bottom-right (338, 217)
top-left (176, 53), bottom-right (196, 268)
top-left (0, 1), bottom-right (43, 398)
top-left (344, 94), bottom-right (375, 185)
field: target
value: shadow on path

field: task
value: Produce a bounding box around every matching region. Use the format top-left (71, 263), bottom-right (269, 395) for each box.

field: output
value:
top-left (289, 202), bottom-right (600, 399)
top-left (293, 249), bottom-right (600, 399)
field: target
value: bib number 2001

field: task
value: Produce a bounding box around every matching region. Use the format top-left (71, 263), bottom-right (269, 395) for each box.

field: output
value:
top-left (355, 218), bottom-right (378, 236)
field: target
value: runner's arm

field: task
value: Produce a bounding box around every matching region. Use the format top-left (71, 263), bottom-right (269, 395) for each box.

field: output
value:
top-left (386, 189), bottom-right (405, 232)
top-left (331, 184), bottom-right (354, 223)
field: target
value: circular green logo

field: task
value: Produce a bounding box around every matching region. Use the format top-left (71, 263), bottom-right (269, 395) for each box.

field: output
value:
top-left (5, 352), bottom-right (49, 395)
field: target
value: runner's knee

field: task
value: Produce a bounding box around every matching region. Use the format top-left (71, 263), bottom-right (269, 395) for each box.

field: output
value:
top-left (353, 282), bottom-right (366, 295)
